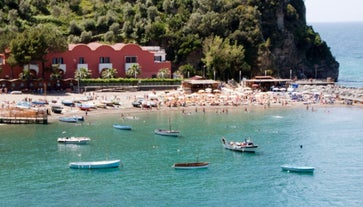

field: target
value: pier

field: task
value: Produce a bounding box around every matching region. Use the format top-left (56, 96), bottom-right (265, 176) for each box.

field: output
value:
top-left (0, 108), bottom-right (48, 124)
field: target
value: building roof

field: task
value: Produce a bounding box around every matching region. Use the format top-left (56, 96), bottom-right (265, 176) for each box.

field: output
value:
top-left (183, 79), bottom-right (220, 85)
top-left (68, 42), bottom-right (168, 53)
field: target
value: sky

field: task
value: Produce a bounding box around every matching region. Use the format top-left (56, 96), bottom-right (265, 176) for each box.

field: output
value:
top-left (304, 0), bottom-right (363, 22)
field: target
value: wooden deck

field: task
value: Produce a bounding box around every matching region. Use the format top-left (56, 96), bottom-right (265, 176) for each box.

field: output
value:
top-left (0, 108), bottom-right (48, 124)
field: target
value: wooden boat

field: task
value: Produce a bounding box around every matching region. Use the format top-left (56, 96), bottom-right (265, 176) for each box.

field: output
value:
top-left (221, 137), bottom-right (258, 153)
top-left (281, 165), bottom-right (315, 173)
top-left (69, 159), bottom-right (121, 169)
top-left (154, 129), bottom-right (180, 137)
top-left (113, 124), bottom-right (132, 130)
top-left (172, 162), bottom-right (209, 169)
top-left (57, 136), bottom-right (91, 144)
top-left (154, 118), bottom-right (180, 137)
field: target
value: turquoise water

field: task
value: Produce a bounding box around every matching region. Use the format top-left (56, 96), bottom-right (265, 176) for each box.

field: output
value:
top-left (311, 22), bottom-right (363, 88)
top-left (1, 106), bottom-right (362, 206)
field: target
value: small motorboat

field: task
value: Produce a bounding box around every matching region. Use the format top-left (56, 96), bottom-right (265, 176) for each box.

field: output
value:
top-left (57, 137), bottom-right (91, 144)
top-left (221, 137), bottom-right (258, 153)
top-left (113, 124), bottom-right (132, 130)
top-left (69, 160), bottom-right (121, 169)
top-left (172, 162), bottom-right (209, 169)
top-left (59, 116), bottom-right (84, 123)
top-left (281, 165), bottom-right (315, 173)
top-left (59, 117), bottom-right (78, 123)
top-left (51, 105), bottom-right (63, 114)
top-left (61, 100), bottom-right (74, 106)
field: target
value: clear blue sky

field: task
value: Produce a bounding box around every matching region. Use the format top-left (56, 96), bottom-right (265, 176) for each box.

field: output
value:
top-left (305, 0), bottom-right (363, 22)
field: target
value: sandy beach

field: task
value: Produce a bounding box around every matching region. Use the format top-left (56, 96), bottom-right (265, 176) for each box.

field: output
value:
top-left (0, 84), bottom-right (362, 123)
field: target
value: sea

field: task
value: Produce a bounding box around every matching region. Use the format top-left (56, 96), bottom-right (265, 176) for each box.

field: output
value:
top-left (1, 22), bottom-right (363, 207)
top-left (312, 22), bottom-right (363, 88)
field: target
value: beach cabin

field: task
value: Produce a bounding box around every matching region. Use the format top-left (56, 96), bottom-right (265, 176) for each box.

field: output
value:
top-left (182, 77), bottom-right (220, 94)
top-left (243, 76), bottom-right (291, 91)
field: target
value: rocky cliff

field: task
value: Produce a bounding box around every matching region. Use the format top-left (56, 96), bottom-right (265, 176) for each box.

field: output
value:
top-left (255, 0), bottom-right (339, 80)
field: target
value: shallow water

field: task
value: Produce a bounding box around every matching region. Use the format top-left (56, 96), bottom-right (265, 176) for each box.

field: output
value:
top-left (1, 106), bottom-right (362, 206)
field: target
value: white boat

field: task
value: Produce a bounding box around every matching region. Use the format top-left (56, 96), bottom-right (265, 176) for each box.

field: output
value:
top-left (154, 129), bottom-right (180, 137)
top-left (69, 160), bottom-right (121, 169)
top-left (57, 137), bottom-right (91, 144)
top-left (59, 117), bottom-right (78, 123)
top-left (221, 137), bottom-right (258, 153)
top-left (113, 124), bottom-right (132, 130)
top-left (172, 162), bottom-right (209, 169)
top-left (281, 165), bottom-right (315, 173)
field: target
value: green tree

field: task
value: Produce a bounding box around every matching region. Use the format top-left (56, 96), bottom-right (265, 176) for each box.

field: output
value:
top-left (178, 64), bottom-right (196, 78)
top-left (126, 64), bottom-right (141, 78)
top-left (202, 35), bottom-right (248, 81)
top-left (9, 25), bottom-right (67, 78)
top-left (5, 55), bottom-right (17, 79)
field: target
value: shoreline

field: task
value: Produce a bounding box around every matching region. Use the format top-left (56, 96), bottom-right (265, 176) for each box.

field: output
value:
top-left (1, 86), bottom-right (362, 124)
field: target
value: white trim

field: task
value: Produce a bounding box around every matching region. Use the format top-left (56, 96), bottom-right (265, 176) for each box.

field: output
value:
top-left (98, 63), bottom-right (113, 73)
top-left (23, 64), bottom-right (39, 74)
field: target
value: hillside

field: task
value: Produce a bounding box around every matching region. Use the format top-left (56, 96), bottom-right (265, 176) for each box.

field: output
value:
top-left (0, 0), bottom-right (339, 81)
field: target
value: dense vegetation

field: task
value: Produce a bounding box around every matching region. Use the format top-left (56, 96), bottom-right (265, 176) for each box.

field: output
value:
top-left (0, 0), bottom-right (338, 81)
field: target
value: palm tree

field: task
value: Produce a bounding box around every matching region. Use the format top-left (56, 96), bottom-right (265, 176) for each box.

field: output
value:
top-left (101, 68), bottom-right (117, 79)
top-left (126, 64), bottom-right (141, 78)
top-left (19, 69), bottom-right (33, 80)
top-left (75, 67), bottom-right (91, 79)
top-left (157, 68), bottom-right (170, 78)
top-left (50, 64), bottom-right (63, 80)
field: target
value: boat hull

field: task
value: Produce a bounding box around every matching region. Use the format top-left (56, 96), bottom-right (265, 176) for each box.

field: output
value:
top-left (222, 144), bottom-right (257, 153)
top-left (69, 160), bottom-right (121, 169)
top-left (172, 162), bottom-right (209, 169)
top-left (113, 124), bottom-right (132, 130)
top-left (281, 165), bottom-right (315, 173)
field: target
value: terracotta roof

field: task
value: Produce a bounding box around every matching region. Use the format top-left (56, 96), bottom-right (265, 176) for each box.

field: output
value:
top-left (69, 42), bottom-right (136, 51)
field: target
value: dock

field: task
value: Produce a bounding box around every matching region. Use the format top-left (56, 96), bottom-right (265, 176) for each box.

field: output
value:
top-left (0, 108), bottom-right (48, 124)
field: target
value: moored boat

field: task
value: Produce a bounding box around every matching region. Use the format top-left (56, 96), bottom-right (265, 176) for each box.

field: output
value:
top-left (154, 129), bottom-right (180, 137)
top-left (221, 137), bottom-right (258, 153)
top-left (69, 159), bottom-right (121, 169)
top-left (281, 165), bottom-right (315, 173)
top-left (172, 162), bottom-right (209, 169)
top-left (113, 124), bottom-right (132, 130)
top-left (57, 136), bottom-right (91, 144)
top-left (154, 118), bottom-right (180, 137)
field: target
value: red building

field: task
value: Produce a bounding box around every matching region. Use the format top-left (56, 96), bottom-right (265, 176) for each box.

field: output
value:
top-left (0, 42), bottom-right (171, 80)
